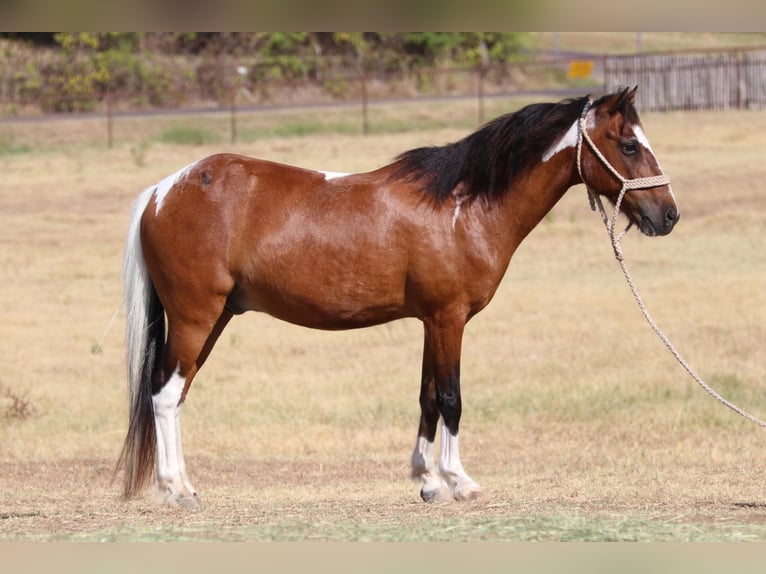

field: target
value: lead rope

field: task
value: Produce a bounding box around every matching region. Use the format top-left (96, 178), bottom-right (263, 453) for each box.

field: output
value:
top-left (577, 101), bottom-right (766, 429)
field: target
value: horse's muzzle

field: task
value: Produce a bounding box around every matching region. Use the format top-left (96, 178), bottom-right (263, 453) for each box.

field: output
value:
top-left (639, 206), bottom-right (679, 237)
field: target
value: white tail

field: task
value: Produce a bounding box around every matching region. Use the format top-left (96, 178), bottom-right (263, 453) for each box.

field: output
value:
top-left (123, 186), bottom-right (156, 407)
top-left (117, 185), bottom-right (164, 498)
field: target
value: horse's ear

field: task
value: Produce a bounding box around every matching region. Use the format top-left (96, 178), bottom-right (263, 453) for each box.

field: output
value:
top-left (603, 87), bottom-right (636, 116)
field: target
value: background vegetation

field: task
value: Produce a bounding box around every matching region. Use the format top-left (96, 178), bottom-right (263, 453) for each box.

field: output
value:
top-left (3, 33), bottom-right (765, 115)
top-left (0, 33), bottom-right (528, 112)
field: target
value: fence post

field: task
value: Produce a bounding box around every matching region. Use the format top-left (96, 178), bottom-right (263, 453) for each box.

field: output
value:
top-left (360, 71), bottom-right (369, 135)
top-left (736, 49), bottom-right (742, 109)
top-left (230, 86), bottom-right (237, 144)
top-left (477, 65), bottom-right (486, 125)
top-left (106, 92), bottom-right (113, 149)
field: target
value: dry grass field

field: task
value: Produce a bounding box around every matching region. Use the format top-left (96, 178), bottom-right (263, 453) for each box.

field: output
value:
top-left (1, 97), bottom-right (765, 541)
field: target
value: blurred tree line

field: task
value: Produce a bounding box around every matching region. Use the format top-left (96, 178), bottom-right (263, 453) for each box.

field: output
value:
top-left (0, 32), bottom-right (530, 113)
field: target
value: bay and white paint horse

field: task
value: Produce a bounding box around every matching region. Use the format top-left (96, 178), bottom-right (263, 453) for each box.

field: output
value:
top-left (117, 88), bottom-right (678, 506)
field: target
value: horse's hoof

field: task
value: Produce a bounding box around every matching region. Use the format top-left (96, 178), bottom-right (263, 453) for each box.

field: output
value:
top-left (165, 491), bottom-right (202, 508)
top-left (453, 484), bottom-right (482, 502)
top-left (177, 492), bottom-right (202, 508)
top-left (420, 486), bottom-right (451, 503)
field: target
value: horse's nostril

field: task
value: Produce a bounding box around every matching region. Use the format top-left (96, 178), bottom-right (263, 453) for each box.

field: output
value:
top-left (666, 208), bottom-right (678, 225)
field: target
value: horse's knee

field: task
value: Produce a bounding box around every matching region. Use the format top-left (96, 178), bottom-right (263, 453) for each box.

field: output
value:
top-left (437, 389), bottom-right (462, 435)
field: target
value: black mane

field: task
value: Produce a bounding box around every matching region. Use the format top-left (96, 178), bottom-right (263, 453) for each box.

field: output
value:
top-left (390, 93), bottom-right (624, 202)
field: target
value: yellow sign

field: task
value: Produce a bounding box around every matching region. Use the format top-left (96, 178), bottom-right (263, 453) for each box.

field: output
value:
top-left (567, 60), bottom-right (594, 79)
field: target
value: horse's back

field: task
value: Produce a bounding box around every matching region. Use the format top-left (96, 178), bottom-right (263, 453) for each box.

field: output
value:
top-left (140, 153), bottom-right (419, 329)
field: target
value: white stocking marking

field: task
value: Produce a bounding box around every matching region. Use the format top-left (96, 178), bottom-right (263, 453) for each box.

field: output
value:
top-left (175, 403), bottom-right (196, 496)
top-left (411, 435), bottom-right (449, 498)
top-left (152, 367), bottom-right (194, 499)
top-left (438, 421), bottom-right (480, 499)
top-left (411, 435), bottom-right (436, 477)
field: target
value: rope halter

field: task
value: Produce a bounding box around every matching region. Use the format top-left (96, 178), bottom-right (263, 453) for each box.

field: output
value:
top-left (575, 100), bottom-right (671, 259)
top-left (578, 99), bottom-right (766, 430)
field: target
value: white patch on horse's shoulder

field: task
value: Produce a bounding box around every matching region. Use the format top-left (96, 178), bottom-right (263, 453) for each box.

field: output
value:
top-left (319, 170), bottom-right (350, 180)
top-left (452, 196), bottom-right (465, 231)
top-left (154, 162), bottom-right (197, 214)
top-left (542, 120), bottom-right (579, 162)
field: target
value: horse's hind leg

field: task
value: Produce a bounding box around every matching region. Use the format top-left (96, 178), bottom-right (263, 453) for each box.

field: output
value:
top-left (152, 306), bottom-right (232, 507)
top-left (152, 365), bottom-right (195, 506)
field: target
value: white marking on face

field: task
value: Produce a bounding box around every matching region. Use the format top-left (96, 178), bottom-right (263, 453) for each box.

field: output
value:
top-left (632, 125), bottom-right (654, 154)
top-left (632, 125), bottom-right (679, 207)
top-left (319, 170), bottom-right (350, 180)
top-left (154, 162), bottom-right (197, 214)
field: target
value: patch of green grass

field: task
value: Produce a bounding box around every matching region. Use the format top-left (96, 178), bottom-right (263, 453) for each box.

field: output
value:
top-left (274, 119), bottom-right (360, 138)
top-left (38, 513), bottom-right (766, 542)
top-left (367, 116), bottom-right (471, 134)
top-left (130, 138), bottom-right (151, 166)
top-left (0, 132), bottom-right (31, 155)
top-left (237, 119), bottom-right (360, 141)
top-left (157, 126), bottom-right (220, 146)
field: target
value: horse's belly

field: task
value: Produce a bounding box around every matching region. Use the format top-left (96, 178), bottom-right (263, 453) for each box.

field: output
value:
top-left (225, 277), bottom-right (410, 330)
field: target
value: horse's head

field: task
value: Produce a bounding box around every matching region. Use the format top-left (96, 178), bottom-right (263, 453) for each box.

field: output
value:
top-left (579, 87), bottom-right (679, 236)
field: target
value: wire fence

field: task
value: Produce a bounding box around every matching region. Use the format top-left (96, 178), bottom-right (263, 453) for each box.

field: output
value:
top-left (0, 57), bottom-right (604, 147)
top-left (2, 46), bottom-right (765, 149)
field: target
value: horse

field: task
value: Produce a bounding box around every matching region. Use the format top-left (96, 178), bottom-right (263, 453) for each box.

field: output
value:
top-left (116, 87), bottom-right (679, 506)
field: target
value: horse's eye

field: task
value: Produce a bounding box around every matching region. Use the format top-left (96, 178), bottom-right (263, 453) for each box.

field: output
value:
top-left (620, 139), bottom-right (639, 156)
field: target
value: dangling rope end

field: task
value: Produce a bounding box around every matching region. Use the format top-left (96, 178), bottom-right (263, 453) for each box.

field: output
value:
top-left (587, 187), bottom-right (597, 212)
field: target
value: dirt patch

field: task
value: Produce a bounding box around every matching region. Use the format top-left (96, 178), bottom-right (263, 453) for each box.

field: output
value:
top-left (3, 456), bottom-right (766, 541)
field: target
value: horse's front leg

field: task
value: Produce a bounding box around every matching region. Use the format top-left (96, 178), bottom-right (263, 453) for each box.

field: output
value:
top-left (411, 364), bottom-right (451, 502)
top-left (437, 414), bottom-right (482, 501)
top-left (411, 313), bottom-right (482, 502)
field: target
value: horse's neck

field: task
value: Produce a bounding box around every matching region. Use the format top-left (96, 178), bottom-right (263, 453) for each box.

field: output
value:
top-left (438, 156), bottom-right (575, 311)
top-left (480, 151), bottom-right (578, 265)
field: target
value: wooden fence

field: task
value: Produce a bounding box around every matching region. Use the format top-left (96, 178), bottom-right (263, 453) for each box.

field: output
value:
top-left (605, 48), bottom-right (766, 111)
